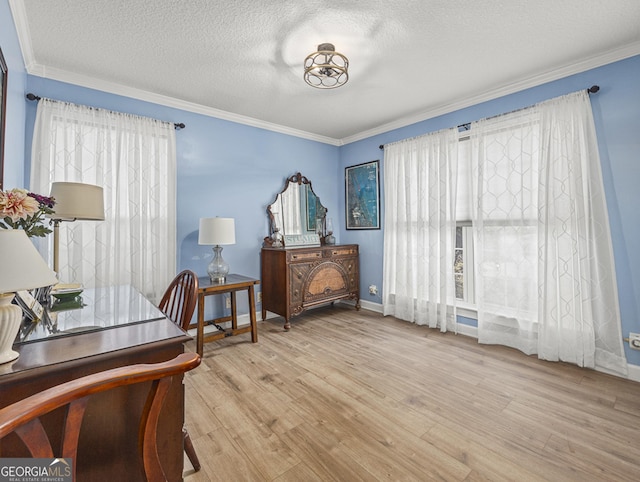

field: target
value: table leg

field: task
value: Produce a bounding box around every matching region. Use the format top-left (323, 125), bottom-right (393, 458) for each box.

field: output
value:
top-left (248, 285), bottom-right (257, 342)
top-left (197, 294), bottom-right (205, 357)
top-left (230, 291), bottom-right (238, 330)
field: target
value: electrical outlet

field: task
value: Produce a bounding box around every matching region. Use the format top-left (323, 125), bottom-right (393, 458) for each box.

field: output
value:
top-left (257, 291), bottom-right (262, 303)
top-left (629, 333), bottom-right (640, 350)
top-left (225, 296), bottom-right (231, 309)
top-left (369, 285), bottom-right (378, 295)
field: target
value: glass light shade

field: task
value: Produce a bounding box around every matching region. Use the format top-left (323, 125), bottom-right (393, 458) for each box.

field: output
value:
top-left (304, 43), bottom-right (349, 89)
top-left (325, 218), bottom-right (336, 245)
top-left (49, 182), bottom-right (105, 221)
top-left (326, 218), bottom-right (334, 235)
top-left (198, 218), bottom-right (235, 283)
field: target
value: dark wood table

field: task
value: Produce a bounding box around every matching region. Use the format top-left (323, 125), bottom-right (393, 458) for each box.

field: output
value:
top-left (193, 274), bottom-right (259, 356)
top-left (0, 285), bottom-right (190, 482)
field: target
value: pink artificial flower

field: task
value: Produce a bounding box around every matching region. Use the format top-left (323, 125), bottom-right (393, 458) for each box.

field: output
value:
top-left (0, 188), bottom-right (40, 221)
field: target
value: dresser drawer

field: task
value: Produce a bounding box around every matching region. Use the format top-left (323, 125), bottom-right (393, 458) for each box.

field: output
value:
top-left (288, 250), bottom-right (323, 262)
top-left (326, 246), bottom-right (358, 258)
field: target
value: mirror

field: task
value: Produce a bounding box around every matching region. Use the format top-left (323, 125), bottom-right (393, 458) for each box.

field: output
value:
top-left (266, 173), bottom-right (327, 246)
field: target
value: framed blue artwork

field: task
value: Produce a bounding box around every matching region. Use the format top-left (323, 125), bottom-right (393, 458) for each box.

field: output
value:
top-left (345, 160), bottom-right (380, 230)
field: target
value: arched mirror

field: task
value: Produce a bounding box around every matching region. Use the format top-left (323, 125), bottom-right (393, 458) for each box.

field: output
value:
top-left (266, 173), bottom-right (327, 246)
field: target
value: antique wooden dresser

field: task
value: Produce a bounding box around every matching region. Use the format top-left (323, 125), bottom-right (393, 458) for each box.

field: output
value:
top-left (261, 244), bottom-right (360, 330)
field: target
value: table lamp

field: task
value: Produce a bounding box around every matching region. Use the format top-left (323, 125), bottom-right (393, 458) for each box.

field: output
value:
top-left (198, 217), bottom-right (235, 283)
top-left (49, 182), bottom-right (105, 273)
top-left (0, 230), bottom-right (58, 364)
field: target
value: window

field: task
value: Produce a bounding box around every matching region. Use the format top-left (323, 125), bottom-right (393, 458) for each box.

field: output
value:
top-left (454, 223), bottom-right (474, 304)
top-left (454, 137), bottom-right (475, 306)
top-left (30, 99), bottom-right (176, 300)
top-left (453, 121), bottom-right (539, 321)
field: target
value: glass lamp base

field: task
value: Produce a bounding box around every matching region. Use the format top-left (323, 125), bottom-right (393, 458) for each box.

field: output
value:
top-left (207, 245), bottom-right (229, 283)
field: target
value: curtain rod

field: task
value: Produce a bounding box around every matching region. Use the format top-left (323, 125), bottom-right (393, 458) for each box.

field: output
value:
top-left (25, 93), bottom-right (186, 130)
top-left (378, 85), bottom-right (600, 150)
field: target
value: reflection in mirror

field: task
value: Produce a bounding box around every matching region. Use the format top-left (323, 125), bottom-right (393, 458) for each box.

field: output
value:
top-left (271, 181), bottom-right (303, 235)
top-left (266, 173), bottom-right (327, 246)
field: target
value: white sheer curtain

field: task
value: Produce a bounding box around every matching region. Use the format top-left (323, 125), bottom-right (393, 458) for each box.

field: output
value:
top-left (383, 128), bottom-right (459, 331)
top-left (536, 91), bottom-right (626, 374)
top-left (30, 99), bottom-right (177, 303)
top-left (471, 91), bottom-right (627, 375)
top-left (470, 111), bottom-right (540, 354)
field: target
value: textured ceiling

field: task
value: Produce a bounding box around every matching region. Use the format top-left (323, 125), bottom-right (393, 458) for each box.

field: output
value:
top-left (10, 0), bottom-right (640, 144)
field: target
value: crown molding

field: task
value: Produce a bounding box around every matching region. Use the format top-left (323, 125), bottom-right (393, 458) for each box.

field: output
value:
top-left (18, 40), bottom-right (640, 148)
top-left (10, 0), bottom-right (639, 148)
top-left (8, 0), bottom-right (36, 71)
top-left (9, 0), bottom-right (341, 145)
top-left (24, 64), bottom-right (343, 146)
top-left (341, 42), bottom-right (640, 145)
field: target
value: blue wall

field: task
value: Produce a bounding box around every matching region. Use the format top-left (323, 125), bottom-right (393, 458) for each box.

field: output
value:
top-left (0, 0), bottom-right (27, 188)
top-left (23, 76), bottom-right (339, 280)
top-left (22, 76), bottom-right (339, 319)
top-left (2, 0), bottom-right (639, 366)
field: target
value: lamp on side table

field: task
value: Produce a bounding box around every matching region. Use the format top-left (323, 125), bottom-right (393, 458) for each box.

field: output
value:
top-left (198, 217), bottom-right (236, 283)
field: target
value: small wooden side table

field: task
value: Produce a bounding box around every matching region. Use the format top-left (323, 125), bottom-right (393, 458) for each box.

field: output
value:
top-left (193, 274), bottom-right (260, 356)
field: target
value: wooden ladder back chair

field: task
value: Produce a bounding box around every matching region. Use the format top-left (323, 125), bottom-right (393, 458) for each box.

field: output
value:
top-left (0, 352), bottom-right (201, 481)
top-left (159, 270), bottom-right (199, 331)
top-left (158, 269), bottom-right (201, 471)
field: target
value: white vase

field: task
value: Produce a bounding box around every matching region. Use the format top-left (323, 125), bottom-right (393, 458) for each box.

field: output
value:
top-left (0, 293), bottom-right (22, 364)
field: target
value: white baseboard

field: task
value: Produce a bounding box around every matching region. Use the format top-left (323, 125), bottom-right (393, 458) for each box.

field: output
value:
top-left (455, 322), bottom-right (478, 339)
top-left (342, 298), bottom-right (383, 313)
top-left (623, 363), bottom-right (640, 382)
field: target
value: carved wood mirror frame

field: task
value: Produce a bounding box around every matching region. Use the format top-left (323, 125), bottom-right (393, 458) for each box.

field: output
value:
top-left (0, 47), bottom-right (7, 190)
top-left (265, 172), bottom-right (327, 247)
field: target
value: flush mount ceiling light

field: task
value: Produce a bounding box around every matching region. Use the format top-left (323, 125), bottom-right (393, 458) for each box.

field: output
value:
top-left (303, 43), bottom-right (349, 89)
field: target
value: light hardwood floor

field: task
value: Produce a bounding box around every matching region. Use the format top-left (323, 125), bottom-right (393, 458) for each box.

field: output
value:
top-left (182, 304), bottom-right (640, 481)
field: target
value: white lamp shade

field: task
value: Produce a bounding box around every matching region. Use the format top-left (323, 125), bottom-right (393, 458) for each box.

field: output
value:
top-left (49, 182), bottom-right (105, 221)
top-left (198, 218), bottom-right (236, 245)
top-left (0, 230), bottom-right (58, 293)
